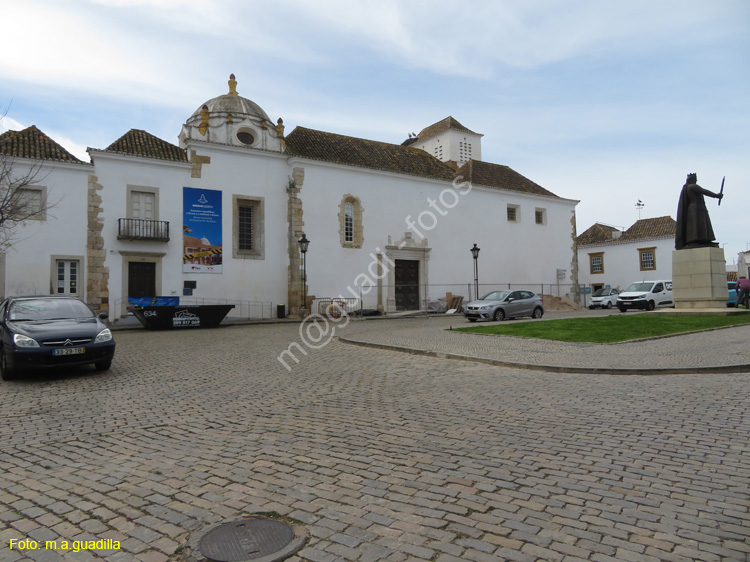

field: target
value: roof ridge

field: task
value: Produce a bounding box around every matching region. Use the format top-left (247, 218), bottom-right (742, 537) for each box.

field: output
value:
top-left (102, 129), bottom-right (187, 162)
top-left (286, 126), bottom-right (457, 181)
top-left (0, 125), bottom-right (84, 163)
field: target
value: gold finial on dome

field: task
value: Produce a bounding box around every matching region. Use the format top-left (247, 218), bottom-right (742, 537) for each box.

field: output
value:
top-left (228, 73), bottom-right (238, 96)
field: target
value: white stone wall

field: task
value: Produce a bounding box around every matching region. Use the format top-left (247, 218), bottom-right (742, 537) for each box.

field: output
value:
top-left (577, 237), bottom-right (675, 291)
top-left (94, 143), bottom-right (292, 316)
top-left (1, 161), bottom-right (90, 298)
top-left (296, 159), bottom-right (577, 307)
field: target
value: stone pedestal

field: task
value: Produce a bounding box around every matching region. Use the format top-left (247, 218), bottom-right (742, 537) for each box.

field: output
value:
top-left (672, 247), bottom-right (728, 309)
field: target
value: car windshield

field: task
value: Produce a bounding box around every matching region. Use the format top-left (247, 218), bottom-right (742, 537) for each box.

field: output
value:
top-left (8, 298), bottom-right (94, 321)
top-left (593, 289), bottom-right (606, 297)
top-left (480, 291), bottom-right (511, 301)
top-left (625, 282), bottom-right (654, 293)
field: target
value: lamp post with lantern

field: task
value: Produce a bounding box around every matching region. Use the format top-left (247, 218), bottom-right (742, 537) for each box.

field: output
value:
top-left (298, 234), bottom-right (310, 314)
top-left (470, 243), bottom-right (480, 300)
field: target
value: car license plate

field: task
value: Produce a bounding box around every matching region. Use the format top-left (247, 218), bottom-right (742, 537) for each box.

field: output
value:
top-left (54, 347), bottom-right (86, 356)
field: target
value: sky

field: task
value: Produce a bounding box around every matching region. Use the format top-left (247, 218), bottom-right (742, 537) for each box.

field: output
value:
top-left (1, 0), bottom-right (749, 265)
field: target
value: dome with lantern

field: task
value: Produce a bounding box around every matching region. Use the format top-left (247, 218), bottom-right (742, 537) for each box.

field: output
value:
top-left (179, 74), bottom-right (285, 152)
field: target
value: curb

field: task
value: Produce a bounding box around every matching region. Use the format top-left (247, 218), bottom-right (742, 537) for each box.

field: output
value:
top-left (338, 337), bottom-right (750, 376)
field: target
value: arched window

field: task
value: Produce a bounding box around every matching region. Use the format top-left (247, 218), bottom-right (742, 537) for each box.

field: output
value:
top-left (344, 202), bottom-right (354, 243)
top-left (339, 195), bottom-right (364, 248)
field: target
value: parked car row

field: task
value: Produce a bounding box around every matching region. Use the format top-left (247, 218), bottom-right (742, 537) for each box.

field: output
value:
top-left (589, 280), bottom-right (741, 310)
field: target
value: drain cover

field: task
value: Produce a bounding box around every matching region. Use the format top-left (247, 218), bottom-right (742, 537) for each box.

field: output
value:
top-left (197, 518), bottom-right (296, 561)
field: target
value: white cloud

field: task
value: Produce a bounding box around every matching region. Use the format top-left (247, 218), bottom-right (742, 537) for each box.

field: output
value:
top-left (0, 116), bottom-right (25, 134)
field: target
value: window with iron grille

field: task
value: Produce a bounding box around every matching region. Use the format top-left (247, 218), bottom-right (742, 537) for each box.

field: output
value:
top-left (507, 205), bottom-right (519, 222)
top-left (233, 196), bottom-right (264, 259)
top-left (238, 204), bottom-right (253, 250)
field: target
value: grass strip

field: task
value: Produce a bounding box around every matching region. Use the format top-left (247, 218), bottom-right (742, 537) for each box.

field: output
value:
top-left (454, 313), bottom-right (750, 343)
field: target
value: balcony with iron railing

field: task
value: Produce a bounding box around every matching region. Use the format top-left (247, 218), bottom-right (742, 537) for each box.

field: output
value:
top-left (117, 218), bottom-right (170, 242)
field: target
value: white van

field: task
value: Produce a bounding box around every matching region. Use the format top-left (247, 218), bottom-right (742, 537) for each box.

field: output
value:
top-left (616, 280), bottom-right (673, 312)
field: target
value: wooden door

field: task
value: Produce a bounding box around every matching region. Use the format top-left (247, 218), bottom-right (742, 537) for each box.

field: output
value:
top-left (395, 260), bottom-right (420, 310)
top-left (128, 262), bottom-right (156, 298)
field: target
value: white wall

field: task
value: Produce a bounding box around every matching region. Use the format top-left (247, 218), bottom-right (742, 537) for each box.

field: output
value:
top-left (578, 237), bottom-right (675, 291)
top-left (2, 160), bottom-right (91, 298)
top-left (296, 159), bottom-right (577, 306)
top-left (95, 142), bottom-right (292, 315)
top-left (417, 129), bottom-right (482, 165)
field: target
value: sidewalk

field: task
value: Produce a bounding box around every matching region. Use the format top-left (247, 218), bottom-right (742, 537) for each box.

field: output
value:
top-left (337, 311), bottom-right (750, 375)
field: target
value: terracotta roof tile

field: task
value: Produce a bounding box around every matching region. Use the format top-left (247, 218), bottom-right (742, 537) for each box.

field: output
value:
top-left (0, 125), bottom-right (84, 163)
top-left (577, 216), bottom-right (676, 247)
top-left (286, 127), bottom-right (456, 181)
top-left (576, 223), bottom-right (622, 245)
top-left (455, 160), bottom-right (560, 198)
top-left (417, 116), bottom-right (480, 141)
top-left (103, 129), bottom-right (187, 162)
top-left (619, 216), bottom-right (676, 241)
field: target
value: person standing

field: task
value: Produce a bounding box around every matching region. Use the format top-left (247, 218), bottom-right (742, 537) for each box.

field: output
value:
top-left (737, 276), bottom-right (750, 309)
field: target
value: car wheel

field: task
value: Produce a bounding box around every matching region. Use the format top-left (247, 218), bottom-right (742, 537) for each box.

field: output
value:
top-left (647, 300), bottom-right (656, 311)
top-left (467, 318), bottom-right (477, 323)
top-left (532, 307), bottom-right (543, 319)
top-left (1, 347), bottom-right (15, 381)
top-left (588, 305), bottom-right (594, 310)
top-left (94, 359), bottom-right (112, 372)
top-left (492, 308), bottom-right (505, 321)
top-left (618, 307), bottom-right (627, 313)
top-left (606, 301), bottom-right (613, 309)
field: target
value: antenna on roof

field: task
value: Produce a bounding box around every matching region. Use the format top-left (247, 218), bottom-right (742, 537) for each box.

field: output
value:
top-left (635, 199), bottom-right (644, 219)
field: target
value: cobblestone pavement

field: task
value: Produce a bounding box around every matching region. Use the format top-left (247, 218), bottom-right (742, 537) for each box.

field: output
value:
top-left (1, 318), bottom-right (749, 561)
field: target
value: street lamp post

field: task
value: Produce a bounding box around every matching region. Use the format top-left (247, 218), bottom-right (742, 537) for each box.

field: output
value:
top-left (470, 243), bottom-right (480, 300)
top-left (298, 234), bottom-right (310, 314)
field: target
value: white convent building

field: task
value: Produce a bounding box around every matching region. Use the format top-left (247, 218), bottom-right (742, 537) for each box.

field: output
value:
top-left (0, 75), bottom-right (580, 319)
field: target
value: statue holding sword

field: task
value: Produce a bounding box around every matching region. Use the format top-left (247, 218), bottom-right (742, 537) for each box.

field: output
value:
top-left (675, 173), bottom-right (724, 250)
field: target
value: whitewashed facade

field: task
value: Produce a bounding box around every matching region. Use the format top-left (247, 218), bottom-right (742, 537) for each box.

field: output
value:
top-left (577, 217), bottom-right (677, 292)
top-left (1, 76), bottom-right (580, 319)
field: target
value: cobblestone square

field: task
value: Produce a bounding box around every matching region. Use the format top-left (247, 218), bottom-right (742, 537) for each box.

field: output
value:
top-left (1, 317), bottom-right (748, 561)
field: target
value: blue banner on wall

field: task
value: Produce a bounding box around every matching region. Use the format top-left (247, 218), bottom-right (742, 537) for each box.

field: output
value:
top-left (183, 187), bottom-right (223, 273)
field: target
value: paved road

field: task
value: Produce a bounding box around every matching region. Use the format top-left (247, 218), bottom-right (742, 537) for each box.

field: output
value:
top-left (1, 318), bottom-right (748, 561)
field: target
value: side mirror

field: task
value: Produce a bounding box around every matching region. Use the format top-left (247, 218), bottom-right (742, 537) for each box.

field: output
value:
top-left (99, 313), bottom-right (109, 320)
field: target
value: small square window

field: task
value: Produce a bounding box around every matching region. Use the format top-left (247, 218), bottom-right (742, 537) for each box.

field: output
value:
top-left (14, 187), bottom-right (46, 220)
top-left (535, 208), bottom-right (546, 225)
top-left (507, 205), bottom-right (519, 222)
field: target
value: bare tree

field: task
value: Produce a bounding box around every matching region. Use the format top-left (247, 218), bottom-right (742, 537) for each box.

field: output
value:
top-left (0, 153), bottom-right (52, 247)
top-left (0, 110), bottom-right (54, 246)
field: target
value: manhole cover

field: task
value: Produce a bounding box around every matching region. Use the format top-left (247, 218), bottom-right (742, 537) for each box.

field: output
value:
top-left (198, 518), bottom-right (295, 561)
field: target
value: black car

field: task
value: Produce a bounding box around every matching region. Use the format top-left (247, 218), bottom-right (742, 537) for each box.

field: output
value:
top-left (0, 296), bottom-right (115, 380)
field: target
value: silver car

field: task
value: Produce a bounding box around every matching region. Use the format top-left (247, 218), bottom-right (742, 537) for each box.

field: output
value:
top-left (464, 290), bottom-right (544, 322)
top-left (589, 287), bottom-right (619, 309)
